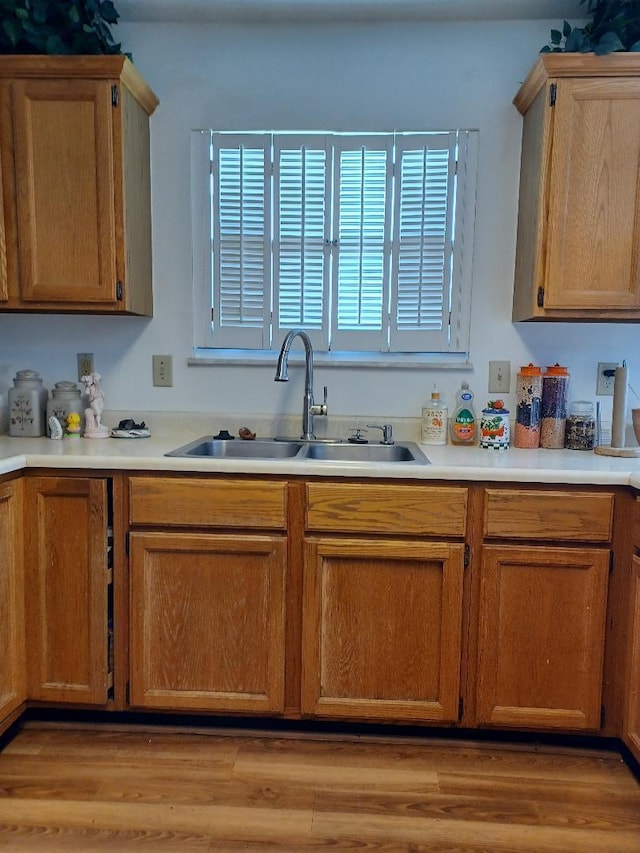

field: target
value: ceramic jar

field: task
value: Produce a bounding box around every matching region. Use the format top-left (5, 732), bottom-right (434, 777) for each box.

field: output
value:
top-left (480, 403), bottom-right (510, 450)
top-left (8, 369), bottom-right (48, 437)
top-left (46, 381), bottom-right (84, 437)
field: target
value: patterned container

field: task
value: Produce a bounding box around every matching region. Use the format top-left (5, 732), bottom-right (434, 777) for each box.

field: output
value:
top-left (480, 402), bottom-right (510, 450)
top-left (540, 364), bottom-right (570, 449)
top-left (8, 369), bottom-right (48, 437)
top-left (514, 363), bottom-right (542, 449)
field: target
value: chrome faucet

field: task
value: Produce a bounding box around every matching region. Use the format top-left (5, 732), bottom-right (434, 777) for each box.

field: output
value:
top-left (274, 329), bottom-right (328, 440)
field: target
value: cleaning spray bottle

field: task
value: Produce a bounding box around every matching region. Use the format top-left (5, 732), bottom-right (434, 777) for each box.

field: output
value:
top-left (421, 384), bottom-right (448, 445)
top-left (450, 381), bottom-right (477, 445)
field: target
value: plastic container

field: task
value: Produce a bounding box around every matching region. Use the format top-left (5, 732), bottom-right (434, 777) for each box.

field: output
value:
top-left (540, 364), bottom-right (570, 449)
top-left (480, 401), bottom-right (510, 450)
top-left (514, 363), bottom-right (542, 449)
top-left (421, 385), bottom-right (448, 445)
top-left (564, 401), bottom-right (596, 451)
top-left (46, 380), bottom-right (84, 437)
top-left (8, 369), bottom-right (48, 437)
top-left (450, 382), bottom-right (477, 445)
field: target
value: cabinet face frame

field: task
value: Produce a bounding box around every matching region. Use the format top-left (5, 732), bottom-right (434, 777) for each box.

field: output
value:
top-left (129, 531), bottom-right (286, 714)
top-left (476, 544), bottom-right (610, 731)
top-left (0, 480), bottom-right (26, 724)
top-left (301, 537), bottom-right (465, 723)
top-left (24, 476), bottom-right (109, 704)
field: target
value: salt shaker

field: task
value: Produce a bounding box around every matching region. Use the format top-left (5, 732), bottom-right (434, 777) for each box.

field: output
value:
top-left (540, 364), bottom-right (570, 449)
top-left (8, 369), bottom-right (49, 437)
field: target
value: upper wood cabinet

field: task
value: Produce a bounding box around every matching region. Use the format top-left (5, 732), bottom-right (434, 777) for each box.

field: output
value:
top-left (0, 56), bottom-right (158, 315)
top-left (512, 54), bottom-right (640, 321)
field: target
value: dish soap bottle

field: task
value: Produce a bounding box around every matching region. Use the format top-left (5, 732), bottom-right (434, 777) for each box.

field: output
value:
top-left (421, 384), bottom-right (448, 445)
top-left (450, 382), bottom-right (477, 445)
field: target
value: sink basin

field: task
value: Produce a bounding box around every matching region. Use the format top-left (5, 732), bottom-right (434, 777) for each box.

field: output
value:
top-left (301, 441), bottom-right (429, 464)
top-left (166, 437), bottom-right (303, 459)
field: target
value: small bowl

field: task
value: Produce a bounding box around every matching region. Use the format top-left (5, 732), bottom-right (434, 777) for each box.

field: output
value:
top-left (633, 409), bottom-right (640, 446)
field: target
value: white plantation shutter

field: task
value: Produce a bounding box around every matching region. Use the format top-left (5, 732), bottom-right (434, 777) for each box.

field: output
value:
top-left (273, 136), bottom-right (331, 351)
top-left (192, 130), bottom-right (477, 355)
top-left (390, 133), bottom-right (457, 352)
top-left (330, 136), bottom-right (393, 352)
top-left (212, 133), bottom-right (271, 348)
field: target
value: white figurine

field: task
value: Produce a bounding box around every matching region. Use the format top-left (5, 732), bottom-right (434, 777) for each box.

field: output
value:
top-left (81, 372), bottom-right (110, 439)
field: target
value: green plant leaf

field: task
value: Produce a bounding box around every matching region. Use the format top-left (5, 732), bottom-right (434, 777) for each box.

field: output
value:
top-left (550, 29), bottom-right (562, 45)
top-left (99, 0), bottom-right (120, 25)
top-left (15, 7), bottom-right (29, 19)
top-left (595, 31), bottom-right (626, 53)
top-left (2, 18), bottom-right (23, 47)
top-left (631, 39), bottom-right (640, 51)
top-left (45, 33), bottom-right (68, 54)
top-left (565, 28), bottom-right (587, 51)
top-left (562, 19), bottom-right (572, 38)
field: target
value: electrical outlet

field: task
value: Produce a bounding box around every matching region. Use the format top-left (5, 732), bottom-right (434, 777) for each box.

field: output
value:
top-left (488, 360), bottom-right (510, 394)
top-left (596, 362), bottom-right (618, 396)
top-left (152, 354), bottom-right (173, 387)
top-left (77, 352), bottom-right (94, 381)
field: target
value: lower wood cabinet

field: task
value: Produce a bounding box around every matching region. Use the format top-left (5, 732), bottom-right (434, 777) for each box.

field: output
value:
top-left (24, 476), bottom-right (110, 705)
top-left (129, 532), bottom-right (286, 714)
top-left (476, 544), bottom-right (610, 731)
top-left (301, 537), bottom-right (465, 723)
top-left (0, 480), bottom-right (26, 729)
top-left (623, 554), bottom-right (640, 762)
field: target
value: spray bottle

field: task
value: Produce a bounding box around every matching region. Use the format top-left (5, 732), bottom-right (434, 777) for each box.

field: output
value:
top-left (450, 381), bottom-right (477, 445)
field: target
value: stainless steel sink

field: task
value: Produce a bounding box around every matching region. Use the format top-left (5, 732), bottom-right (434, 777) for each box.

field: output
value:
top-left (166, 437), bottom-right (303, 459)
top-left (300, 441), bottom-right (429, 464)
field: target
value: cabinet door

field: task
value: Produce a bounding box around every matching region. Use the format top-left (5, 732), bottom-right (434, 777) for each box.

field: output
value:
top-left (301, 537), bottom-right (465, 723)
top-left (0, 139), bottom-right (7, 303)
top-left (476, 545), bottom-right (609, 731)
top-left (129, 532), bottom-right (286, 714)
top-left (545, 78), bottom-right (640, 312)
top-left (11, 78), bottom-right (118, 306)
top-left (0, 481), bottom-right (26, 727)
top-left (623, 554), bottom-right (640, 762)
top-left (24, 477), bottom-right (109, 704)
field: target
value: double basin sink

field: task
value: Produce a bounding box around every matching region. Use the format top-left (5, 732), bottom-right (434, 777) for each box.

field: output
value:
top-left (166, 436), bottom-right (429, 465)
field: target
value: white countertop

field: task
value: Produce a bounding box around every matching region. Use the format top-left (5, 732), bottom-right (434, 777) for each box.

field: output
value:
top-left (2, 432), bottom-right (640, 487)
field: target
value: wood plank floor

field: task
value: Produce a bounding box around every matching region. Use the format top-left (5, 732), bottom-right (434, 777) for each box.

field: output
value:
top-left (0, 723), bottom-right (638, 851)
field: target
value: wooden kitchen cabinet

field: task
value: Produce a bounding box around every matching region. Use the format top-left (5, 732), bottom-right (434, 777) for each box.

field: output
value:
top-left (301, 482), bottom-right (467, 723)
top-left (512, 54), bottom-right (640, 321)
top-left (623, 498), bottom-right (640, 763)
top-left (476, 489), bottom-right (612, 731)
top-left (24, 476), bottom-right (111, 705)
top-left (0, 56), bottom-right (158, 314)
top-left (0, 479), bottom-right (26, 732)
top-left (128, 477), bottom-right (288, 714)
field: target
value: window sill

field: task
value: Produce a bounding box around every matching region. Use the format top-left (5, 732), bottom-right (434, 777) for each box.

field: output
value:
top-left (189, 350), bottom-right (473, 370)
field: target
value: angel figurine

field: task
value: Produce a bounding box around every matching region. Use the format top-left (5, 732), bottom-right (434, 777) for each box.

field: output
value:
top-left (81, 372), bottom-right (110, 438)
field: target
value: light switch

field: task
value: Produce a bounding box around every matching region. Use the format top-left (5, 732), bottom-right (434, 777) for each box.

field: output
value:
top-left (488, 360), bottom-right (510, 394)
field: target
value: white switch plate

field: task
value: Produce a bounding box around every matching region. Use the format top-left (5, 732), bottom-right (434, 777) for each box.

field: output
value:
top-left (488, 360), bottom-right (510, 394)
top-left (152, 354), bottom-right (173, 387)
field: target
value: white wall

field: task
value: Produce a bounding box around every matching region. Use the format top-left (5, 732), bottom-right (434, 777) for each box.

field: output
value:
top-left (1, 18), bottom-right (638, 428)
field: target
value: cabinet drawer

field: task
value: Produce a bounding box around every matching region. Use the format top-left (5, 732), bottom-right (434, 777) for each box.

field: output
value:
top-left (484, 489), bottom-right (613, 542)
top-left (129, 477), bottom-right (287, 529)
top-left (306, 483), bottom-right (467, 536)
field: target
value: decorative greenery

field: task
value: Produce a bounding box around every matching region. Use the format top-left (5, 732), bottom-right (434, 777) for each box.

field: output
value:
top-left (542, 0), bottom-right (640, 54)
top-left (0, 0), bottom-right (122, 55)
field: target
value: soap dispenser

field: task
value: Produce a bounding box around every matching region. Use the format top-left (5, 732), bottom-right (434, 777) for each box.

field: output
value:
top-left (421, 384), bottom-right (448, 445)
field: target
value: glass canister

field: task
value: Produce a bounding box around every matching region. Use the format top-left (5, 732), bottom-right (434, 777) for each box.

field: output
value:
top-left (46, 380), bottom-right (84, 437)
top-left (8, 369), bottom-right (48, 437)
top-left (540, 364), bottom-right (570, 449)
top-left (514, 363), bottom-right (542, 448)
top-left (564, 401), bottom-right (596, 451)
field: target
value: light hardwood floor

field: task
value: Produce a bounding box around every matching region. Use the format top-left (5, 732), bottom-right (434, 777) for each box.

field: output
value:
top-left (0, 722), bottom-right (638, 851)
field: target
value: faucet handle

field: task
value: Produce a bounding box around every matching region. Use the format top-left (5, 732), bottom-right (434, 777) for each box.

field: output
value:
top-left (367, 423), bottom-right (394, 445)
top-left (310, 385), bottom-right (328, 417)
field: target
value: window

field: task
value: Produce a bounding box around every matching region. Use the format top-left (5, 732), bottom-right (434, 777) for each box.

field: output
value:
top-left (191, 130), bottom-right (478, 357)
